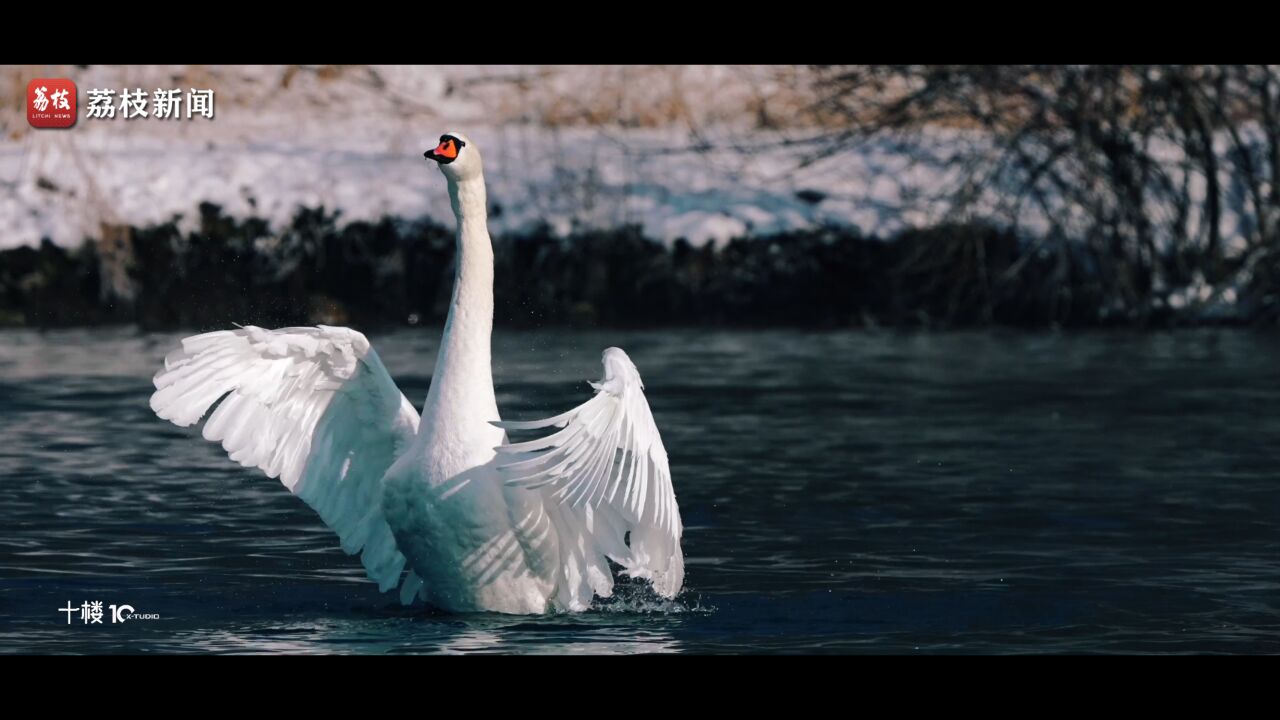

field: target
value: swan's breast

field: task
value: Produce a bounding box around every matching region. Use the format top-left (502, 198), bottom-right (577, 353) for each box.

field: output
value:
top-left (380, 442), bottom-right (555, 613)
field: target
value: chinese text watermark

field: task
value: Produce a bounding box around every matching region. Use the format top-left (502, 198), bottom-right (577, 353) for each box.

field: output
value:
top-left (85, 88), bottom-right (215, 121)
top-left (59, 600), bottom-right (160, 624)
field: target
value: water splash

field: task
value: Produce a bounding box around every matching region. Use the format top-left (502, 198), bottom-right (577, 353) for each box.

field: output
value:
top-left (590, 580), bottom-right (715, 615)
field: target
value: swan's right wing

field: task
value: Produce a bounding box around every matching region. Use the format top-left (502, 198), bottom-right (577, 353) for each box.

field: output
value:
top-left (493, 347), bottom-right (683, 601)
top-left (150, 325), bottom-right (420, 594)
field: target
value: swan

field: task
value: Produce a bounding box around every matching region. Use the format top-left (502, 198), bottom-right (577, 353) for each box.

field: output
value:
top-left (149, 132), bottom-right (683, 614)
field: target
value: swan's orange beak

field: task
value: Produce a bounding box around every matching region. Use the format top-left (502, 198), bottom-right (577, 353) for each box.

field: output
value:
top-left (424, 138), bottom-right (459, 163)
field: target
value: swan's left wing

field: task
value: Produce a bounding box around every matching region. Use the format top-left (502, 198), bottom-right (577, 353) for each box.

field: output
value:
top-left (150, 325), bottom-right (420, 595)
top-left (492, 347), bottom-right (684, 601)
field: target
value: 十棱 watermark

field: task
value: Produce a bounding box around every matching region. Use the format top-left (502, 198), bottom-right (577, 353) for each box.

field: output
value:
top-left (59, 601), bottom-right (160, 624)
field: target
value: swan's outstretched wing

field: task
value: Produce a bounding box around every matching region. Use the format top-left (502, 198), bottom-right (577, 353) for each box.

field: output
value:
top-left (150, 325), bottom-right (419, 594)
top-left (493, 347), bottom-right (683, 601)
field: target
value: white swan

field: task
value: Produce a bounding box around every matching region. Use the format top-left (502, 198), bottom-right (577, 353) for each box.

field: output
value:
top-left (149, 132), bottom-right (683, 614)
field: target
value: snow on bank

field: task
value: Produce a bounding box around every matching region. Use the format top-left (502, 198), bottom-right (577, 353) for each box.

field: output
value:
top-left (0, 65), bottom-right (857, 249)
top-left (0, 116), bottom-right (967, 250)
top-left (0, 65), bottom-right (1263, 257)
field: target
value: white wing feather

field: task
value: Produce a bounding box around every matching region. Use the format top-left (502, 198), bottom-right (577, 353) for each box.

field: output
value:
top-left (493, 347), bottom-right (684, 599)
top-left (150, 325), bottom-right (420, 594)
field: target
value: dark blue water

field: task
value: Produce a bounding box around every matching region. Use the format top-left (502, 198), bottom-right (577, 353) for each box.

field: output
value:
top-left (1, 327), bottom-right (1279, 653)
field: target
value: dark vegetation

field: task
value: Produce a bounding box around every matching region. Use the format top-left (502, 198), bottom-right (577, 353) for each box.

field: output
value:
top-left (803, 65), bottom-right (1280, 325)
top-left (1, 202), bottom-right (1273, 332)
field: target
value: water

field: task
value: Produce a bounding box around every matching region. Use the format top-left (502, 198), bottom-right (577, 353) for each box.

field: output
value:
top-left (1, 327), bottom-right (1279, 654)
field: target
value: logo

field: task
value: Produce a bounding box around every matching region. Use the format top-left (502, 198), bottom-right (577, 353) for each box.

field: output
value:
top-left (59, 600), bottom-right (160, 624)
top-left (85, 87), bottom-right (216, 121)
top-left (28, 78), bottom-right (77, 129)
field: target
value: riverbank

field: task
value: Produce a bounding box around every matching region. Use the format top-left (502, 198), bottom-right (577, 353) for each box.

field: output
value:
top-left (3, 203), bottom-right (1275, 331)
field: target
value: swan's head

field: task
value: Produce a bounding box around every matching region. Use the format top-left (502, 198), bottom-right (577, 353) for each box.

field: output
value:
top-left (424, 131), bottom-right (482, 181)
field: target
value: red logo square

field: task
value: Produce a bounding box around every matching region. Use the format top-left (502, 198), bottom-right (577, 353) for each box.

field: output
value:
top-left (27, 78), bottom-right (77, 129)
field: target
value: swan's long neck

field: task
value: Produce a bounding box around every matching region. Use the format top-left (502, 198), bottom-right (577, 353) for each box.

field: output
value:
top-left (419, 174), bottom-right (500, 451)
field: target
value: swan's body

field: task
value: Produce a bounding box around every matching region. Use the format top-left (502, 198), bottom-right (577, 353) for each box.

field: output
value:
top-left (150, 132), bottom-right (683, 614)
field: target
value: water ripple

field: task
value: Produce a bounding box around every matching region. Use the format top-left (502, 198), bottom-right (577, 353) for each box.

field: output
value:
top-left (2, 327), bottom-right (1279, 652)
